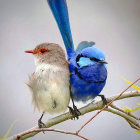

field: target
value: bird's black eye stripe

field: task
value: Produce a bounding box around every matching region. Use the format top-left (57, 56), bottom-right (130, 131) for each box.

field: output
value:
top-left (76, 54), bottom-right (84, 62)
top-left (76, 54), bottom-right (83, 67)
top-left (90, 57), bottom-right (100, 62)
top-left (76, 54), bottom-right (101, 66)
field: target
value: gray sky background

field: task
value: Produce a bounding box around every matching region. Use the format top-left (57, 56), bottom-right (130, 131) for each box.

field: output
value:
top-left (0, 0), bottom-right (140, 140)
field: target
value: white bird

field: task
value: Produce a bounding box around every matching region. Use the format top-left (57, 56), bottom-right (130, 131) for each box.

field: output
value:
top-left (25, 43), bottom-right (70, 127)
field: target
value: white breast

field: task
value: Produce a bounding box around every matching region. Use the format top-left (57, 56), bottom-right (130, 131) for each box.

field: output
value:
top-left (28, 64), bottom-right (70, 114)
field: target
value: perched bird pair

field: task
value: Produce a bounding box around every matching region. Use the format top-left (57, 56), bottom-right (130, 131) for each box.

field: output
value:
top-left (47, 0), bottom-right (108, 117)
top-left (25, 0), bottom-right (107, 127)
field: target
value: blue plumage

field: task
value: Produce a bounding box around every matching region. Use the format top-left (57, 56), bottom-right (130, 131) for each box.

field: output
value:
top-left (69, 44), bottom-right (107, 102)
top-left (47, 0), bottom-right (74, 59)
top-left (76, 41), bottom-right (95, 52)
top-left (47, 0), bottom-right (107, 103)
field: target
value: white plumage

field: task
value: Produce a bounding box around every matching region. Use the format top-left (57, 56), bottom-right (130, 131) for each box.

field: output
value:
top-left (28, 64), bottom-right (70, 114)
top-left (26, 43), bottom-right (70, 115)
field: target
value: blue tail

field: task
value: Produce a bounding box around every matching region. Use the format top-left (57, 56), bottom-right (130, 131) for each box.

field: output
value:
top-left (47, 0), bottom-right (74, 58)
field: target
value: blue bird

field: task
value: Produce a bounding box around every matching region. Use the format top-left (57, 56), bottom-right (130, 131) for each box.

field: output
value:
top-left (47, 0), bottom-right (107, 118)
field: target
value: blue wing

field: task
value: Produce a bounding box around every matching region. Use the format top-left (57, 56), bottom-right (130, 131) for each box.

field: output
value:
top-left (76, 41), bottom-right (95, 52)
top-left (47, 0), bottom-right (74, 59)
top-left (76, 64), bottom-right (107, 83)
top-left (70, 63), bottom-right (107, 102)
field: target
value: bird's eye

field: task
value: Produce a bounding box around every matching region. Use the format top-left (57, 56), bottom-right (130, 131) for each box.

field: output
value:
top-left (90, 57), bottom-right (100, 62)
top-left (90, 57), bottom-right (94, 61)
top-left (40, 49), bottom-right (46, 53)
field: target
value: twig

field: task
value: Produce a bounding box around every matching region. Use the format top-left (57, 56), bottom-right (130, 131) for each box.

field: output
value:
top-left (8, 90), bottom-right (140, 140)
top-left (76, 78), bottom-right (140, 134)
top-left (126, 120), bottom-right (140, 130)
top-left (110, 103), bottom-right (140, 120)
top-left (104, 108), bottom-right (140, 129)
top-left (16, 128), bottom-right (89, 140)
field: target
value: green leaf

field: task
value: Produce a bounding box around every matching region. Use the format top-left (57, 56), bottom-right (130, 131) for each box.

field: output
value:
top-left (0, 121), bottom-right (16, 140)
top-left (131, 106), bottom-right (140, 112)
top-left (119, 75), bottom-right (140, 90)
top-left (136, 130), bottom-right (140, 133)
top-left (122, 106), bottom-right (133, 113)
top-left (122, 104), bottom-right (140, 113)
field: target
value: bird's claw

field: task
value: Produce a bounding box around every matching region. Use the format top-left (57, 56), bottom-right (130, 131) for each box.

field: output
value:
top-left (98, 95), bottom-right (108, 105)
top-left (68, 106), bottom-right (81, 120)
top-left (38, 119), bottom-right (46, 128)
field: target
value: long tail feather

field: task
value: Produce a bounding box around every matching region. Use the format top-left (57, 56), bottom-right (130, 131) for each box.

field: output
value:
top-left (47, 0), bottom-right (74, 58)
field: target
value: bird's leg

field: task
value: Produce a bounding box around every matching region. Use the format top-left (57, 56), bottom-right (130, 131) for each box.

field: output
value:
top-left (68, 106), bottom-right (75, 118)
top-left (72, 97), bottom-right (81, 115)
top-left (98, 94), bottom-right (107, 105)
top-left (38, 112), bottom-right (46, 128)
top-left (68, 97), bottom-right (81, 120)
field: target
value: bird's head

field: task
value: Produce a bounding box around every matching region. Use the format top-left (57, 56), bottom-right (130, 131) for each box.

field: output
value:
top-left (76, 47), bottom-right (107, 68)
top-left (25, 43), bottom-right (66, 66)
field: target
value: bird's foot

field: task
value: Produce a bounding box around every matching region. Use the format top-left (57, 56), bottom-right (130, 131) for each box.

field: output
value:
top-left (98, 94), bottom-right (107, 105)
top-left (38, 119), bottom-right (46, 128)
top-left (68, 105), bottom-right (81, 120)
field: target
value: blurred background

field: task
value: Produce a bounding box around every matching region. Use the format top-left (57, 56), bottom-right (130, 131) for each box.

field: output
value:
top-left (0, 0), bottom-right (140, 139)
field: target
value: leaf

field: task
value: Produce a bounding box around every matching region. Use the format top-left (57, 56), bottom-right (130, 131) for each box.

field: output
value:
top-left (0, 121), bottom-right (16, 140)
top-left (122, 104), bottom-right (140, 113)
top-left (122, 106), bottom-right (133, 113)
top-left (119, 75), bottom-right (140, 90)
top-left (136, 130), bottom-right (140, 133)
top-left (131, 106), bottom-right (140, 112)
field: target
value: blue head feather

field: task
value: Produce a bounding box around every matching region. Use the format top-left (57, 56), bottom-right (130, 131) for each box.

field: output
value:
top-left (77, 57), bottom-right (95, 68)
top-left (77, 46), bottom-right (106, 68)
top-left (81, 47), bottom-right (106, 60)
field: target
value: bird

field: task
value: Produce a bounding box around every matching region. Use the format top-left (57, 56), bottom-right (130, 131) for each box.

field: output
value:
top-left (47, 0), bottom-right (108, 118)
top-left (25, 43), bottom-right (70, 127)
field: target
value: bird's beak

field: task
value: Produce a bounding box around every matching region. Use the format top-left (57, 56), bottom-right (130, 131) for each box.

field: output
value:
top-left (99, 60), bottom-right (108, 64)
top-left (24, 50), bottom-right (34, 54)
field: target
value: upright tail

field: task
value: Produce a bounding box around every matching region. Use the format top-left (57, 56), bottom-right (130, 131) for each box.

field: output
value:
top-left (47, 0), bottom-right (74, 59)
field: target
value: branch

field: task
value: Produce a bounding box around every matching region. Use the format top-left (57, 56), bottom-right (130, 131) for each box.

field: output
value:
top-left (104, 108), bottom-right (140, 129)
top-left (8, 90), bottom-right (140, 140)
top-left (110, 103), bottom-right (140, 120)
top-left (15, 128), bottom-right (89, 140)
top-left (76, 78), bottom-right (140, 134)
